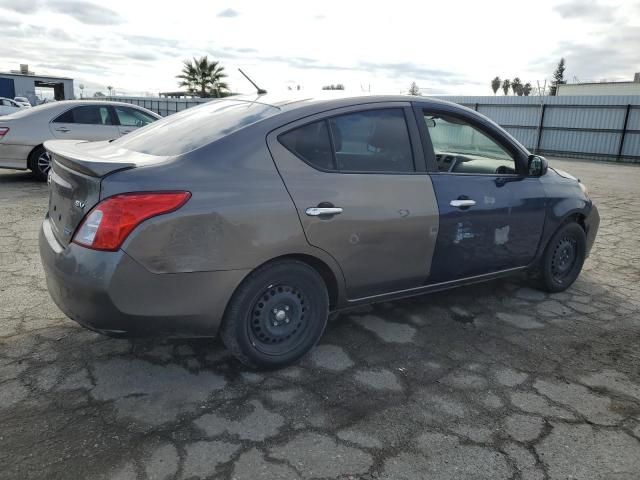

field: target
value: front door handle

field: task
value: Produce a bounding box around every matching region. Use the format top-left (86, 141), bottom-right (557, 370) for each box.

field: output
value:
top-left (450, 199), bottom-right (476, 208)
top-left (305, 207), bottom-right (343, 216)
top-left (55, 127), bottom-right (70, 133)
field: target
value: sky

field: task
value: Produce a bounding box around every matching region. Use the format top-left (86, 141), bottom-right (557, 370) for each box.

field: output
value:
top-left (1, 0), bottom-right (639, 97)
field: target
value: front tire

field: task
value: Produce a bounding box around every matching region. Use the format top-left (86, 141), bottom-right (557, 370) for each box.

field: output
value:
top-left (535, 222), bottom-right (586, 293)
top-left (220, 260), bottom-right (329, 369)
top-left (28, 145), bottom-right (51, 182)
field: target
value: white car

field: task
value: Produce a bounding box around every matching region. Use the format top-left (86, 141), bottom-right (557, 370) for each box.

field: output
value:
top-left (0, 100), bottom-right (161, 180)
top-left (0, 97), bottom-right (25, 116)
top-left (14, 97), bottom-right (32, 108)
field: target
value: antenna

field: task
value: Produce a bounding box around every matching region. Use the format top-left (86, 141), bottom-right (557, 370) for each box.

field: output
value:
top-left (238, 68), bottom-right (267, 95)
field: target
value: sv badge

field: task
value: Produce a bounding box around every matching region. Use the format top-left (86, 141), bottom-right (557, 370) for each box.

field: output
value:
top-left (74, 200), bottom-right (86, 209)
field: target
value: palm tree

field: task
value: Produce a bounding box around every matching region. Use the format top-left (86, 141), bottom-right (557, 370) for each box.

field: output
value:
top-left (511, 77), bottom-right (522, 96)
top-left (523, 83), bottom-right (533, 96)
top-left (491, 76), bottom-right (501, 95)
top-left (501, 79), bottom-right (511, 95)
top-left (177, 56), bottom-right (229, 98)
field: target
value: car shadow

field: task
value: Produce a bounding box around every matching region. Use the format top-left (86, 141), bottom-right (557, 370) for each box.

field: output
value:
top-left (0, 170), bottom-right (40, 184)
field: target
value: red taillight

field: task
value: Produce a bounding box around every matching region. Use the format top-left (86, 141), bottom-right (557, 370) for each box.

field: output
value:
top-left (72, 191), bottom-right (191, 251)
top-left (0, 127), bottom-right (9, 137)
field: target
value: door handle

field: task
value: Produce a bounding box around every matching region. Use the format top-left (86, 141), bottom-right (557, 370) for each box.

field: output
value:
top-left (305, 207), bottom-right (343, 216)
top-left (55, 127), bottom-right (70, 133)
top-left (450, 199), bottom-right (476, 208)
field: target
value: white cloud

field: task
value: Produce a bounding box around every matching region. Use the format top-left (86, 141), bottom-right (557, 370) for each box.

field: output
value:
top-left (0, 0), bottom-right (638, 96)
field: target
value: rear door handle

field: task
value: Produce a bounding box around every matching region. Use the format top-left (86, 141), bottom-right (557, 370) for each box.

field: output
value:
top-left (305, 207), bottom-right (343, 216)
top-left (55, 127), bottom-right (70, 133)
top-left (450, 199), bottom-right (476, 208)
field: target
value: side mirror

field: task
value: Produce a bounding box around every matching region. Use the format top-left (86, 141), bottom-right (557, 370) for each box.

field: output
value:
top-left (528, 155), bottom-right (548, 177)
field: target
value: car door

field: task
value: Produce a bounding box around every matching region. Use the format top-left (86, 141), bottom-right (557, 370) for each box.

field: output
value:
top-left (414, 103), bottom-right (546, 283)
top-left (267, 103), bottom-right (439, 299)
top-left (113, 105), bottom-right (158, 136)
top-left (49, 105), bottom-right (120, 141)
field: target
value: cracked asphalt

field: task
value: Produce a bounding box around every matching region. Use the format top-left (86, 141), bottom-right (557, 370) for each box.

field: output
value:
top-left (1, 158), bottom-right (639, 480)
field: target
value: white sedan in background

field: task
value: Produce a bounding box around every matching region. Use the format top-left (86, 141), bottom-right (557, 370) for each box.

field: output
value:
top-left (0, 97), bottom-right (25, 116)
top-left (14, 96), bottom-right (32, 108)
top-left (0, 100), bottom-right (161, 180)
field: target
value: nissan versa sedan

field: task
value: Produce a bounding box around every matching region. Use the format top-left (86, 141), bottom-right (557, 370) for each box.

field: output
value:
top-left (39, 95), bottom-right (599, 369)
top-left (0, 100), bottom-right (160, 180)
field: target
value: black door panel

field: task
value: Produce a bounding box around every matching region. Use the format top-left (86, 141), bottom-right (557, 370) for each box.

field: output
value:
top-left (428, 174), bottom-right (546, 283)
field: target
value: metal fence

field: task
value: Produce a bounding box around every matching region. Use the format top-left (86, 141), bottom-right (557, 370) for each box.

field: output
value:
top-left (435, 95), bottom-right (640, 163)
top-left (101, 94), bottom-right (640, 163)
top-left (99, 96), bottom-right (210, 117)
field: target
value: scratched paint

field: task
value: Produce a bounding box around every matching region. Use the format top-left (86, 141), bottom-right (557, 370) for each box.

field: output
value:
top-left (494, 225), bottom-right (510, 245)
top-left (453, 222), bottom-right (475, 244)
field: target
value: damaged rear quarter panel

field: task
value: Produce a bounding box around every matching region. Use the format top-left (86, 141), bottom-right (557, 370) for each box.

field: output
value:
top-left (101, 129), bottom-right (340, 277)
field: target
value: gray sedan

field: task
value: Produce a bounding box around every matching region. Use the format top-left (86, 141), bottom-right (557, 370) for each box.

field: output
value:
top-left (0, 100), bottom-right (160, 180)
top-left (39, 94), bottom-right (599, 369)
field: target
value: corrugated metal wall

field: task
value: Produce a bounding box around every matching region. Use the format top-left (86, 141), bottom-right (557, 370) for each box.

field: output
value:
top-left (433, 95), bottom-right (640, 162)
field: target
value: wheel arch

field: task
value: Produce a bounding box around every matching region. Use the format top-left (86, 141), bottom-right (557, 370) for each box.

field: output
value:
top-left (267, 253), bottom-right (341, 309)
top-left (227, 253), bottom-right (344, 313)
top-left (27, 143), bottom-right (44, 159)
top-left (27, 143), bottom-right (45, 168)
top-left (535, 208), bottom-right (588, 264)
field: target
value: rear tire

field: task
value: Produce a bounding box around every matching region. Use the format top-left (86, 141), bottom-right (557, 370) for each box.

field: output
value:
top-left (28, 145), bottom-right (51, 182)
top-left (534, 222), bottom-right (586, 293)
top-left (220, 260), bottom-right (329, 369)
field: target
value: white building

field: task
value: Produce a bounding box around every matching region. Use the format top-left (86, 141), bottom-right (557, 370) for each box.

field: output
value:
top-left (557, 73), bottom-right (640, 96)
top-left (0, 65), bottom-right (74, 105)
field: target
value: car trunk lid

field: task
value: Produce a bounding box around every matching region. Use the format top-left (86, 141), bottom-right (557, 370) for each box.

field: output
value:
top-left (44, 139), bottom-right (170, 247)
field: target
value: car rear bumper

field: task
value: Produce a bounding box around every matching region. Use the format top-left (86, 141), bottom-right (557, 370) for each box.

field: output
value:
top-left (0, 143), bottom-right (32, 170)
top-left (585, 204), bottom-right (599, 257)
top-left (39, 216), bottom-right (248, 337)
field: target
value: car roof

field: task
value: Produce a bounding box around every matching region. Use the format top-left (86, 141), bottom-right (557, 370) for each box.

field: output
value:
top-left (227, 92), bottom-right (455, 113)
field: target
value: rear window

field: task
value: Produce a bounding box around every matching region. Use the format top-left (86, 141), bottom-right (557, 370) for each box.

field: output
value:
top-left (112, 100), bottom-right (278, 156)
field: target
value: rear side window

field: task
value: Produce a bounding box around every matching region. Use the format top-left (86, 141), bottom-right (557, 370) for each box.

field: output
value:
top-left (279, 121), bottom-right (333, 170)
top-left (53, 106), bottom-right (113, 125)
top-left (279, 108), bottom-right (415, 173)
top-left (330, 109), bottom-right (413, 172)
top-left (113, 100), bottom-right (278, 156)
top-left (115, 106), bottom-right (157, 127)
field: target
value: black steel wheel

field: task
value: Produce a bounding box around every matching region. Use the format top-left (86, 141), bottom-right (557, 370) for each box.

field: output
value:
top-left (28, 145), bottom-right (51, 182)
top-left (248, 284), bottom-right (309, 355)
top-left (221, 260), bottom-right (329, 369)
top-left (537, 222), bottom-right (586, 292)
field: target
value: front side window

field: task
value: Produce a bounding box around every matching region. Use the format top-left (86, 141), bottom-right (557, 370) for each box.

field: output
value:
top-left (280, 108), bottom-right (414, 173)
top-left (424, 111), bottom-right (516, 174)
top-left (115, 106), bottom-right (157, 127)
top-left (53, 106), bottom-right (113, 125)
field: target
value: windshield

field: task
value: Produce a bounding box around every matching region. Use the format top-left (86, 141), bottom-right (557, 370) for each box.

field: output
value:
top-left (112, 99), bottom-right (279, 156)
